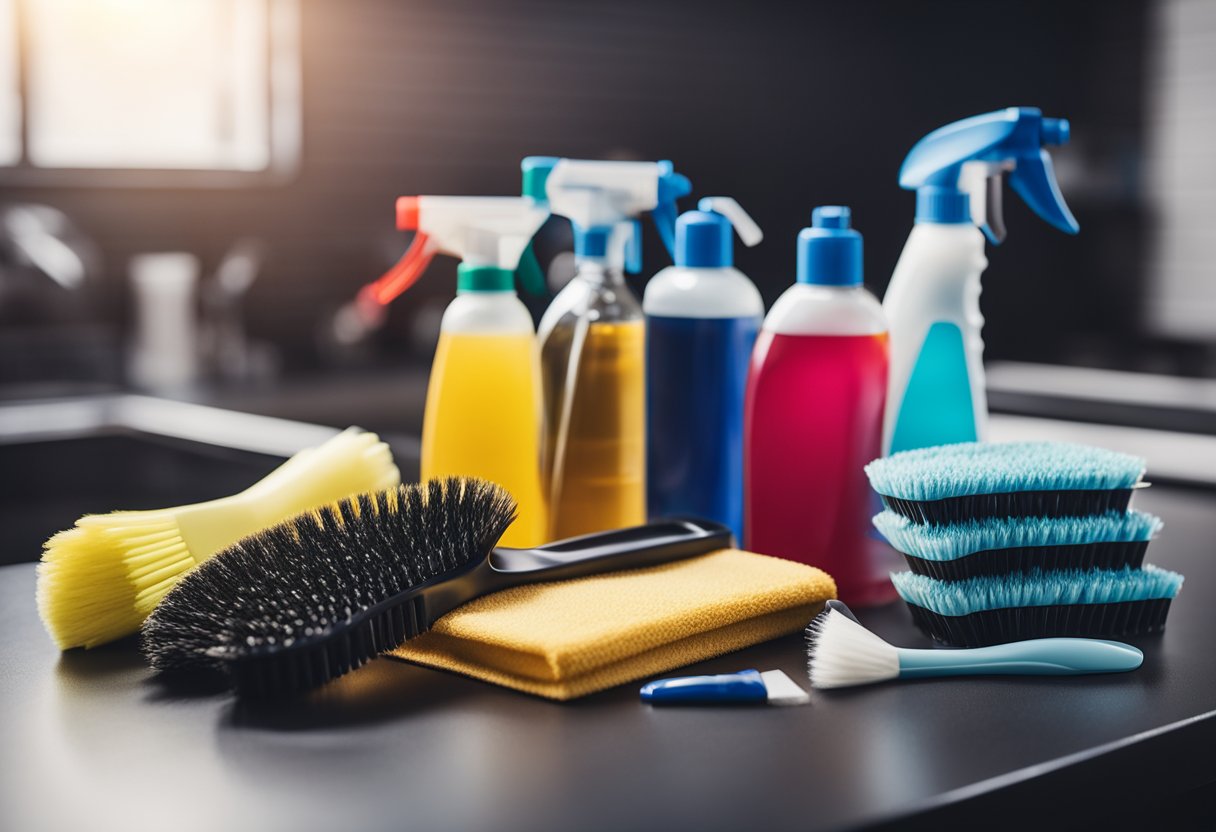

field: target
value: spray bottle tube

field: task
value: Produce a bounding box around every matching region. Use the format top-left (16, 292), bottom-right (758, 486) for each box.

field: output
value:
top-left (883, 107), bottom-right (1079, 455)
top-left (521, 157), bottom-right (691, 539)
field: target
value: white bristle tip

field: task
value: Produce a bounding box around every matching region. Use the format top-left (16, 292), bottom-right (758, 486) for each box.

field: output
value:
top-left (807, 608), bottom-right (901, 689)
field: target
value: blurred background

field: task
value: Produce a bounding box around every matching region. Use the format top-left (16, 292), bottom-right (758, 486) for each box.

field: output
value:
top-left (0, 0), bottom-right (1213, 436)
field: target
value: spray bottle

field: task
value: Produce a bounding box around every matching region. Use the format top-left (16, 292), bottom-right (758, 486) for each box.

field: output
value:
top-left (883, 106), bottom-right (1079, 454)
top-left (521, 157), bottom-right (691, 539)
top-left (744, 207), bottom-right (891, 606)
top-left (369, 195), bottom-right (549, 547)
top-left (644, 197), bottom-right (764, 540)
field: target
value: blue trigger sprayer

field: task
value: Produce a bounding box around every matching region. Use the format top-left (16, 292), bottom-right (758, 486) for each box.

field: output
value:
top-left (882, 107), bottom-right (1080, 455)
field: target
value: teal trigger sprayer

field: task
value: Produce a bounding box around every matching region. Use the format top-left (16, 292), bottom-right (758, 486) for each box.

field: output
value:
top-left (882, 107), bottom-right (1080, 455)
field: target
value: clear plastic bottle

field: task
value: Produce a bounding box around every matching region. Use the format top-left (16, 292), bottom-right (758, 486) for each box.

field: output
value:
top-left (522, 156), bottom-right (690, 539)
top-left (539, 260), bottom-right (646, 539)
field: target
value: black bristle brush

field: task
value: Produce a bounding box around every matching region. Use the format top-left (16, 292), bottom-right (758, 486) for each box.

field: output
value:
top-left (141, 477), bottom-right (731, 699)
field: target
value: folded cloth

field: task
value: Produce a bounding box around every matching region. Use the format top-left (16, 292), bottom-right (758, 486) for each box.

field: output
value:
top-left (390, 548), bottom-right (835, 700)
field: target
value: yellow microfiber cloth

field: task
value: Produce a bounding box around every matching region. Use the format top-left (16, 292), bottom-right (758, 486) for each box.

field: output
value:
top-left (390, 548), bottom-right (835, 700)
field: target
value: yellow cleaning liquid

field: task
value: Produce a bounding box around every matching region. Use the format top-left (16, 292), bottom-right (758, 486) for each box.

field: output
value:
top-left (541, 319), bottom-right (646, 539)
top-left (422, 331), bottom-right (547, 548)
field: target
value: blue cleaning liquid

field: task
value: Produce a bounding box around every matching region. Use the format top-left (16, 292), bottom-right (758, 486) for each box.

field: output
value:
top-left (646, 314), bottom-right (759, 541)
top-left (889, 321), bottom-right (977, 454)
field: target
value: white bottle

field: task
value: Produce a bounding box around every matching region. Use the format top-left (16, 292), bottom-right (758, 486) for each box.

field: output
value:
top-left (883, 107), bottom-right (1079, 455)
top-left (882, 223), bottom-right (988, 454)
top-left (643, 197), bottom-right (763, 541)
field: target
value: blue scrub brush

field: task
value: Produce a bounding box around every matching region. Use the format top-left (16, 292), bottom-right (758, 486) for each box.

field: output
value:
top-left (891, 566), bottom-right (1183, 647)
top-left (864, 441), bottom-right (1146, 524)
top-left (874, 510), bottom-right (1162, 581)
top-left (806, 600), bottom-right (1143, 689)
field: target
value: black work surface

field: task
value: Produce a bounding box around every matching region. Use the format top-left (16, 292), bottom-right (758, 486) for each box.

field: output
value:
top-left (2, 486), bottom-right (1213, 832)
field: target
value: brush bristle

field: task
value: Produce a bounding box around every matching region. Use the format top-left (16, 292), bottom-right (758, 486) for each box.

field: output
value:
top-left (892, 565), bottom-right (1183, 617)
top-left (140, 478), bottom-right (516, 689)
top-left (37, 527), bottom-right (145, 648)
top-left (806, 606), bottom-right (900, 689)
top-left (864, 441), bottom-right (1145, 504)
top-left (874, 510), bottom-right (1161, 561)
top-left (36, 428), bottom-right (401, 650)
top-left (74, 513), bottom-right (195, 616)
top-left (876, 509), bottom-right (1161, 580)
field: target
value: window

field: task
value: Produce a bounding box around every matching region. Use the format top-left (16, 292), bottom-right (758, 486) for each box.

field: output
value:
top-left (0, 0), bottom-right (299, 184)
top-left (0, 0), bottom-right (18, 165)
top-left (1146, 0), bottom-right (1216, 341)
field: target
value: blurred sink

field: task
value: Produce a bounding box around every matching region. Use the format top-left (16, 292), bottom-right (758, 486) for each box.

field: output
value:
top-left (0, 395), bottom-right (420, 566)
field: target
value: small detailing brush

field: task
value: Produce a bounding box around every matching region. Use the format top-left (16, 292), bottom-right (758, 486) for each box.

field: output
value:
top-left (141, 478), bottom-right (732, 699)
top-left (806, 600), bottom-right (1143, 689)
top-left (38, 427), bottom-right (400, 649)
top-left (874, 510), bottom-right (1162, 581)
top-left (864, 441), bottom-right (1146, 524)
top-left (891, 566), bottom-right (1183, 647)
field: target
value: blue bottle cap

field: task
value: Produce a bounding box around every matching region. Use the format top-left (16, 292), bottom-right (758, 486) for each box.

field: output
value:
top-left (674, 197), bottom-right (763, 269)
top-left (915, 187), bottom-right (971, 225)
top-left (675, 210), bottom-right (733, 268)
top-left (797, 206), bottom-right (863, 286)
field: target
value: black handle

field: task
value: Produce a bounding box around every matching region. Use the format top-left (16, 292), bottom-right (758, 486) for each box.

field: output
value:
top-left (487, 518), bottom-right (734, 584)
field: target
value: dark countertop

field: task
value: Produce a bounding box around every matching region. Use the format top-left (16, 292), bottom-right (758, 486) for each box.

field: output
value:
top-left (1, 484), bottom-right (1214, 832)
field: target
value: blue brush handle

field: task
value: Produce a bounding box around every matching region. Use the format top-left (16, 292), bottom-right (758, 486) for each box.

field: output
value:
top-left (897, 639), bottom-right (1143, 679)
top-left (640, 670), bottom-right (769, 704)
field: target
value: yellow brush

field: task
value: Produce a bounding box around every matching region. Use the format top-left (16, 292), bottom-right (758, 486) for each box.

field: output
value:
top-left (37, 427), bottom-right (401, 649)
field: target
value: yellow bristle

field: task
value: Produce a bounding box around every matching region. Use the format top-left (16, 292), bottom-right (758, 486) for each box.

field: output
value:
top-left (308, 508), bottom-right (326, 530)
top-left (38, 528), bottom-right (145, 649)
top-left (76, 515), bottom-right (195, 617)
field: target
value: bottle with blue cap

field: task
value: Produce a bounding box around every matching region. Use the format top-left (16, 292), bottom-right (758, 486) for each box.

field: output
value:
top-left (643, 197), bottom-right (764, 540)
top-left (744, 206), bottom-right (893, 606)
top-left (520, 156), bottom-right (692, 540)
top-left (884, 106), bottom-right (1080, 454)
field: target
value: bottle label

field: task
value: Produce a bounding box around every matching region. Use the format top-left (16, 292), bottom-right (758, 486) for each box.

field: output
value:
top-left (890, 321), bottom-right (977, 453)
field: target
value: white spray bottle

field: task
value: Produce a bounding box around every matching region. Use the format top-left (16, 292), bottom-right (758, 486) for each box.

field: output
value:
top-left (883, 107), bottom-right (1079, 455)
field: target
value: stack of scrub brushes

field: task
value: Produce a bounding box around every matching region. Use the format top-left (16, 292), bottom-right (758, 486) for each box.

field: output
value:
top-left (38, 427), bottom-right (400, 650)
top-left (865, 441), bottom-right (1183, 647)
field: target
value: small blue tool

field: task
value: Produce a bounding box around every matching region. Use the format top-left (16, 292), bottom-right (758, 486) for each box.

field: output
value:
top-left (640, 669), bottom-right (810, 706)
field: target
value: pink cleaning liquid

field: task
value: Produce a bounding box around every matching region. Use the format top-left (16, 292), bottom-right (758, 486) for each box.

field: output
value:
top-left (744, 330), bottom-right (895, 606)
